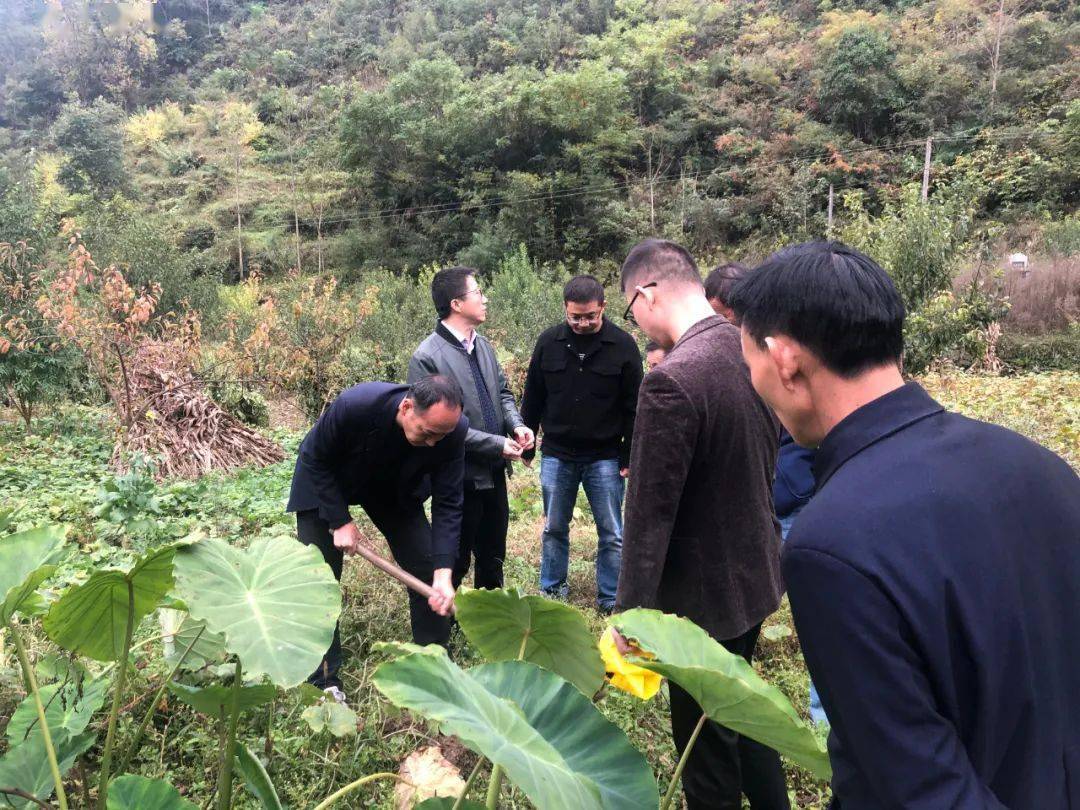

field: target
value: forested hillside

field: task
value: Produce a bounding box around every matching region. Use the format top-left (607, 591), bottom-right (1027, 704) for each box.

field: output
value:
top-left (1, 0), bottom-right (1077, 283)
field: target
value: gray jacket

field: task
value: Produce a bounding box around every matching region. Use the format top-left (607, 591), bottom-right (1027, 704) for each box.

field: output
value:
top-left (408, 323), bottom-right (525, 490)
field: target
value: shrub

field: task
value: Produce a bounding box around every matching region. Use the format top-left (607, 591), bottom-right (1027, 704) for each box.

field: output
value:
top-left (998, 328), bottom-right (1080, 373)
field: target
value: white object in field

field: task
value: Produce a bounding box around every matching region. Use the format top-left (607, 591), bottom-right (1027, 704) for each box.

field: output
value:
top-left (1009, 252), bottom-right (1029, 270)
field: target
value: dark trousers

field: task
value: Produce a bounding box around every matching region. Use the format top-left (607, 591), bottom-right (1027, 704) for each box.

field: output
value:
top-left (455, 473), bottom-right (509, 589)
top-left (296, 503), bottom-right (453, 689)
top-left (669, 622), bottom-right (791, 810)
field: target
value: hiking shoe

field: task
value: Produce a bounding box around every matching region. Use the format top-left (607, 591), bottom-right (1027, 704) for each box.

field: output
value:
top-left (323, 686), bottom-right (348, 706)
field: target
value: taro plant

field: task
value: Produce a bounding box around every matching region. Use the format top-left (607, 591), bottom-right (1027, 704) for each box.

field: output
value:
top-left (370, 588), bottom-right (832, 810)
top-left (0, 524), bottom-right (342, 810)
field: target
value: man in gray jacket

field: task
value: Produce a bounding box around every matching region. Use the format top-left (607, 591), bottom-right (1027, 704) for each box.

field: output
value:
top-left (408, 266), bottom-right (533, 589)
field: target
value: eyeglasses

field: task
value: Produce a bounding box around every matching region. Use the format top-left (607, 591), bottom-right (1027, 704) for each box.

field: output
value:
top-left (622, 282), bottom-right (657, 326)
top-left (566, 311), bottom-right (602, 325)
top-left (456, 287), bottom-right (484, 300)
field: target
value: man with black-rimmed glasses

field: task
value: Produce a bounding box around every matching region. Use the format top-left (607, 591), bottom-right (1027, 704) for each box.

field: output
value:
top-left (520, 275), bottom-right (642, 612)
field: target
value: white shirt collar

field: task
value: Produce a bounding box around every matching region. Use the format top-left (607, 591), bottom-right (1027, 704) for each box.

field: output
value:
top-left (441, 320), bottom-right (476, 354)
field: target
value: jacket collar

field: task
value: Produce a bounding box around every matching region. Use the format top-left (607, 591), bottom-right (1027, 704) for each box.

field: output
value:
top-left (813, 381), bottom-right (944, 490)
top-left (435, 320), bottom-right (477, 353)
top-left (670, 314), bottom-right (726, 353)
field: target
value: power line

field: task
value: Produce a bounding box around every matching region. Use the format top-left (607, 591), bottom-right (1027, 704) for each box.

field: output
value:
top-left (294, 126), bottom-right (1050, 229)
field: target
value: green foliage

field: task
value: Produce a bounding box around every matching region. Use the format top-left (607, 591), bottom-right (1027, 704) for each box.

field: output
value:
top-left (93, 454), bottom-right (163, 538)
top-left (212, 383), bottom-right (270, 427)
top-left (816, 27), bottom-right (902, 141)
top-left (455, 587), bottom-right (606, 697)
top-left (0, 725), bottom-right (96, 809)
top-left (105, 775), bottom-right (198, 810)
top-left (999, 329), bottom-right (1080, 373)
top-left (6, 676), bottom-right (109, 746)
top-left (173, 535), bottom-right (341, 688)
top-left (0, 524), bottom-right (68, 624)
top-left (301, 701), bottom-right (359, 737)
top-left (841, 185), bottom-right (1005, 374)
top-left (167, 681), bottom-right (276, 717)
top-left (50, 99), bottom-right (130, 198)
top-left (614, 609), bottom-right (832, 781)
top-left (80, 199), bottom-right (220, 322)
top-left (44, 541), bottom-right (184, 662)
top-left (235, 745), bottom-right (285, 810)
top-left (373, 651), bottom-right (660, 810)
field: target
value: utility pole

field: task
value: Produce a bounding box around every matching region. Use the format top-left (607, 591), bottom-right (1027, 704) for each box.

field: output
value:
top-left (921, 136), bottom-right (933, 201)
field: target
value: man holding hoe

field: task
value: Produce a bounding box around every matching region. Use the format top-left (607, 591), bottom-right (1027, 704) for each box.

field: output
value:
top-left (287, 374), bottom-right (467, 702)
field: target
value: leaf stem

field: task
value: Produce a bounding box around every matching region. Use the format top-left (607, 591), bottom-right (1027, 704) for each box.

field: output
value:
top-left (660, 712), bottom-right (708, 810)
top-left (115, 625), bottom-right (205, 777)
top-left (452, 759), bottom-right (484, 810)
top-left (217, 658), bottom-right (243, 810)
top-left (96, 581), bottom-right (136, 810)
top-left (9, 620), bottom-right (68, 810)
top-left (310, 772), bottom-right (402, 810)
top-left (485, 765), bottom-right (504, 809)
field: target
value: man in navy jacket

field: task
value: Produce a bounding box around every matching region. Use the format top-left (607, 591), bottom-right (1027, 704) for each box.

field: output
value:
top-left (730, 241), bottom-right (1080, 809)
top-left (287, 376), bottom-right (467, 694)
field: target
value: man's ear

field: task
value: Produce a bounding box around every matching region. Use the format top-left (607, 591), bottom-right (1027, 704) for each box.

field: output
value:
top-left (764, 336), bottom-right (800, 390)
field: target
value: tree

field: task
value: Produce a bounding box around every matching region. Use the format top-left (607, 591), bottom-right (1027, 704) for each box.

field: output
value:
top-left (0, 241), bottom-right (71, 430)
top-left (816, 27), bottom-right (903, 141)
top-left (50, 99), bottom-right (130, 199)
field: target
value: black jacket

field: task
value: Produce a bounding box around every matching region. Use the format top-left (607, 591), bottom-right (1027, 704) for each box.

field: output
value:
top-left (784, 382), bottom-right (1080, 809)
top-left (286, 382), bottom-right (467, 568)
top-left (520, 318), bottom-right (642, 468)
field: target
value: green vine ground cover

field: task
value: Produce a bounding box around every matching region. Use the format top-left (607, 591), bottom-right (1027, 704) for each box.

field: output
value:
top-left (1, 371), bottom-right (1076, 809)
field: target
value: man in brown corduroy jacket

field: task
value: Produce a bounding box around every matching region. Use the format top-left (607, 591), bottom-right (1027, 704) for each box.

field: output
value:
top-left (615, 238), bottom-right (788, 810)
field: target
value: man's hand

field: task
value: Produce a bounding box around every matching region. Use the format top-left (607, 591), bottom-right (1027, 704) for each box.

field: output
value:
top-left (620, 467), bottom-right (630, 479)
top-left (502, 437), bottom-right (524, 460)
top-left (610, 627), bottom-right (642, 657)
top-left (332, 521), bottom-right (367, 556)
top-left (513, 426), bottom-right (535, 451)
top-left (428, 568), bottom-right (455, 616)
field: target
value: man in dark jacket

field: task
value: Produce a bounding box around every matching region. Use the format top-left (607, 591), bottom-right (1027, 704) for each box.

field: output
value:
top-left (706, 267), bottom-right (825, 724)
top-left (287, 376), bottom-right (467, 697)
top-left (730, 240), bottom-right (1080, 809)
top-left (408, 267), bottom-right (532, 590)
top-left (520, 275), bottom-right (643, 611)
top-left (615, 238), bottom-right (788, 810)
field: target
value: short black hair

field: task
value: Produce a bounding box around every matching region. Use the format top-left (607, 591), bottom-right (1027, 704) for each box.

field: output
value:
top-left (431, 266), bottom-right (477, 319)
top-left (729, 241), bottom-right (905, 378)
top-left (704, 262), bottom-right (748, 306)
top-left (620, 238), bottom-right (703, 294)
top-left (563, 275), bottom-right (605, 305)
top-left (644, 340), bottom-right (663, 353)
top-left (407, 374), bottom-right (464, 412)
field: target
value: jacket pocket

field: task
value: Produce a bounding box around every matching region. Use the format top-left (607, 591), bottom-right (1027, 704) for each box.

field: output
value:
top-left (541, 355), bottom-right (568, 391)
top-left (587, 363), bottom-right (621, 398)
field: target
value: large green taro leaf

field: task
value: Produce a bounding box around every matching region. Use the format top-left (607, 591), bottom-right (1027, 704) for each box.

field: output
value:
top-left (105, 774), bottom-right (198, 810)
top-left (0, 525), bottom-right (68, 624)
top-left (373, 652), bottom-right (659, 810)
top-left (173, 535), bottom-right (341, 688)
top-left (6, 675), bottom-right (109, 745)
top-left (43, 542), bottom-right (183, 661)
top-left (614, 609), bottom-right (831, 781)
top-left (455, 587), bottom-right (605, 697)
top-left (168, 681), bottom-right (276, 718)
top-left (0, 728), bottom-right (95, 809)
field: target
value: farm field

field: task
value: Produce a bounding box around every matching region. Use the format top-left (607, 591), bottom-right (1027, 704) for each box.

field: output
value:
top-left (2, 369), bottom-right (1075, 809)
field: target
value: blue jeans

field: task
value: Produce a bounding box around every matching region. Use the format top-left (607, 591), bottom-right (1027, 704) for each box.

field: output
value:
top-left (539, 455), bottom-right (624, 609)
top-left (779, 508), bottom-right (828, 726)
